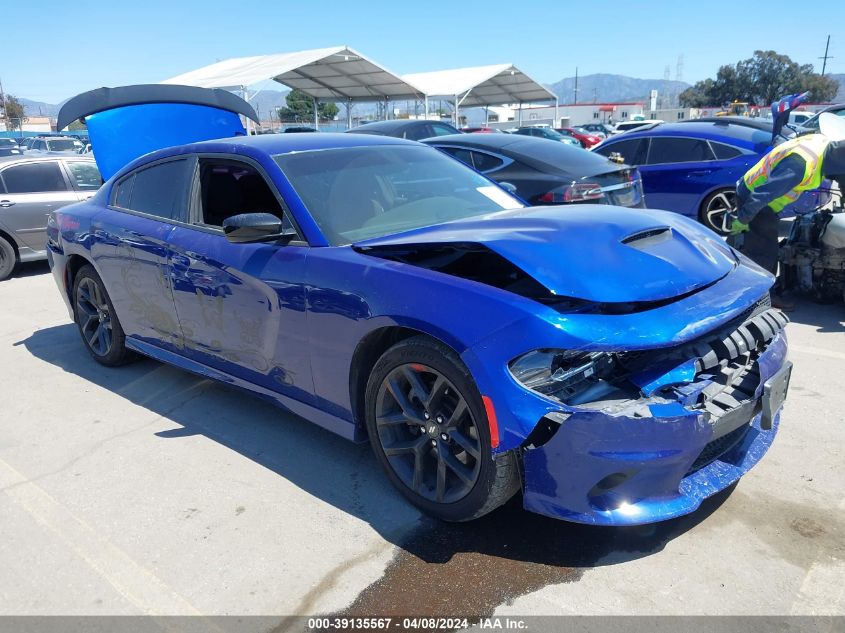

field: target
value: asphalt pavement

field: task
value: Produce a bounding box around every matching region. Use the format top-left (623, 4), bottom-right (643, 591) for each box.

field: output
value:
top-left (0, 261), bottom-right (842, 622)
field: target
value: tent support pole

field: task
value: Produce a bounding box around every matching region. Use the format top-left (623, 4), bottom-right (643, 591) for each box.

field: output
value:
top-left (554, 97), bottom-right (559, 127)
top-left (424, 96), bottom-right (429, 118)
top-left (313, 99), bottom-right (319, 130)
top-left (346, 98), bottom-right (352, 129)
top-left (518, 102), bottom-right (523, 126)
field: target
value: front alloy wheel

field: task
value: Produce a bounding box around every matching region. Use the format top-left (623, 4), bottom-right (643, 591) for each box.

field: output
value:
top-left (365, 336), bottom-right (519, 522)
top-left (375, 363), bottom-right (482, 504)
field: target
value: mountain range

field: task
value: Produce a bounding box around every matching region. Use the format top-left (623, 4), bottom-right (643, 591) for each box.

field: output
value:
top-left (15, 72), bottom-right (845, 119)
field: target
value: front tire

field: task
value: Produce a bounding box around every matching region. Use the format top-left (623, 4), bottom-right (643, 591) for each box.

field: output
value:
top-left (0, 235), bottom-right (16, 281)
top-left (72, 265), bottom-right (134, 366)
top-left (699, 189), bottom-right (737, 236)
top-left (365, 336), bottom-right (519, 522)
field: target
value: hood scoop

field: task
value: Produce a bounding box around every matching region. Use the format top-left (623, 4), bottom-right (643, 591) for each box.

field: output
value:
top-left (354, 205), bottom-right (737, 305)
top-left (621, 226), bottom-right (672, 249)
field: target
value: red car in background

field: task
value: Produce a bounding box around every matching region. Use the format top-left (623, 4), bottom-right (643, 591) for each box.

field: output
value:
top-left (461, 127), bottom-right (502, 134)
top-left (555, 127), bottom-right (602, 149)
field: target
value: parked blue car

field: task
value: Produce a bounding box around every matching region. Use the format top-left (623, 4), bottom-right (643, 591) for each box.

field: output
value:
top-left (593, 119), bottom-right (825, 234)
top-left (48, 86), bottom-right (792, 525)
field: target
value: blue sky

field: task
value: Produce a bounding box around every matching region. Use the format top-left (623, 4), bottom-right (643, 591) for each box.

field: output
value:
top-left (4, 0), bottom-right (842, 103)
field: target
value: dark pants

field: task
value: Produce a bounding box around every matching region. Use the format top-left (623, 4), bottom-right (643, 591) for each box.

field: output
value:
top-left (739, 206), bottom-right (780, 276)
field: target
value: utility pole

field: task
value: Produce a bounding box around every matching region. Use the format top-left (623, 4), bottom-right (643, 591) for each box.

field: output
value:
top-left (820, 35), bottom-right (833, 76)
top-left (0, 77), bottom-right (8, 132)
top-left (573, 67), bottom-right (579, 105)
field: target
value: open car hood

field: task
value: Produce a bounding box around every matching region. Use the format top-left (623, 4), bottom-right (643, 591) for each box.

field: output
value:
top-left (353, 205), bottom-right (738, 305)
top-left (57, 84), bottom-right (259, 180)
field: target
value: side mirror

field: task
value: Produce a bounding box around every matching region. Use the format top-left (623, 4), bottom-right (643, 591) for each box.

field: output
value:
top-left (499, 181), bottom-right (518, 195)
top-left (223, 212), bottom-right (296, 244)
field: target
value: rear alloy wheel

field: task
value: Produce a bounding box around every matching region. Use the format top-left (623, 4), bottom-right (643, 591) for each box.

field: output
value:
top-left (700, 189), bottom-right (737, 236)
top-left (0, 235), bottom-right (16, 281)
top-left (72, 265), bottom-right (134, 366)
top-left (365, 336), bottom-right (519, 522)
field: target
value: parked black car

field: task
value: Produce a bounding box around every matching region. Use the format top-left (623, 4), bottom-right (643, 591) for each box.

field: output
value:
top-left (347, 119), bottom-right (460, 141)
top-left (422, 133), bottom-right (645, 208)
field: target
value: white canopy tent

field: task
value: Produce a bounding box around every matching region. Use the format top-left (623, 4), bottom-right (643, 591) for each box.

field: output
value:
top-left (401, 64), bottom-right (558, 127)
top-left (162, 46), bottom-right (425, 130)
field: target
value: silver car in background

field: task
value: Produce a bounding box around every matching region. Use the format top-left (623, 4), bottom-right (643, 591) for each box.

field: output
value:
top-left (25, 136), bottom-right (84, 154)
top-left (0, 156), bottom-right (102, 280)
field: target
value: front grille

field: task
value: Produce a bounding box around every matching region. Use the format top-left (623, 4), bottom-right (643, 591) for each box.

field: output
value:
top-left (686, 423), bottom-right (751, 475)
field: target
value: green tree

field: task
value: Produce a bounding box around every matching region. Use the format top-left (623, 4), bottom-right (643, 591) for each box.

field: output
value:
top-left (68, 119), bottom-right (87, 131)
top-left (679, 50), bottom-right (838, 107)
top-left (1, 95), bottom-right (27, 131)
top-left (277, 89), bottom-right (338, 122)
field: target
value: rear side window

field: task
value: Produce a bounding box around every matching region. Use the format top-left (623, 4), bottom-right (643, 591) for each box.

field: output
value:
top-left (1, 161), bottom-right (68, 193)
top-left (439, 146), bottom-right (474, 168)
top-left (471, 151), bottom-right (504, 172)
top-left (595, 138), bottom-right (648, 164)
top-left (646, 137), bottom-right (714, 164)
top-left (429, 124), bottom-right (457, 137)
top-left (65, 161), bottom-right (103, 190)
top-left (121, 159), bottom-right (191, 221)
top-left (710, 141), bottom-right (743, 160)
top-left (113, 175), bottom-right (134, 209)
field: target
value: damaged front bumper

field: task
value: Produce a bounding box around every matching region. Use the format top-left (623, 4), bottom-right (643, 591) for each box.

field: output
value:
top-left (520, 308), bottom-right (791, 526)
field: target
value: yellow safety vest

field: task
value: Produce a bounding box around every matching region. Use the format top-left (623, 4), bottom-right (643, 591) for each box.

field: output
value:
top-left (742, 134), bottom-right (829, 212)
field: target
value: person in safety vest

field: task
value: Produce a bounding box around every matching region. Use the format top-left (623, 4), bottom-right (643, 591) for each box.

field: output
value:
top-left (728, 110), bottom-right (845, 310)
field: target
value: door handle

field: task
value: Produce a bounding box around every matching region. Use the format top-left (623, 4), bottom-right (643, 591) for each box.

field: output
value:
top-left (0, 200), bottom-right (14, 207)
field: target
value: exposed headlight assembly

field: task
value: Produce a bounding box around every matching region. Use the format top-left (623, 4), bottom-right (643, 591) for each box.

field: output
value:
top-left (509, 349), bottom-right (619, 405)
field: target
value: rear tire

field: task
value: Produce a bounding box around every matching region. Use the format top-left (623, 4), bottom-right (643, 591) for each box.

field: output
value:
top-left (365, 335), bottom-right (519, 522)
top-left (699, 189), bottom-right (737, 236)
top-left (0, 236), bottom-right (16, 281)
top-left (72, 265), bottom-right (134, 366)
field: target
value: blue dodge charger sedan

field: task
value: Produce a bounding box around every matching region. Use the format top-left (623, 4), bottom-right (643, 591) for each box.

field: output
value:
top-left (47, 86), bottom-right (792, 525)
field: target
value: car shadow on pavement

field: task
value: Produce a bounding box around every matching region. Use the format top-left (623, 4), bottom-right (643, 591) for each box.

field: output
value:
top-left (786, 297), bottom-right (844, 332)
top-left (18, 322), bottom-right (735, 614)
top-left (10, 260), bottom-right (51, 279)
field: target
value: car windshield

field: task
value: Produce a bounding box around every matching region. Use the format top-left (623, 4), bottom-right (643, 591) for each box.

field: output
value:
top-left (46, 138), bottom-right (80, 151)
top-left (275, 145), bottom-right (524, 245)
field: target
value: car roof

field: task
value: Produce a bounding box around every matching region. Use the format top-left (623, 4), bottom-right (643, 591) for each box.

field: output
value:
top-left (0, 154), bottom-right (96, 165)
top-left (112, 132), bottom-right (424, 178)
top-left (347, 120), bottom-right (443, 134)
top-left (422, 133), bottom-right (617, 175)
top-left (605, 120), bottom-right (772, 149)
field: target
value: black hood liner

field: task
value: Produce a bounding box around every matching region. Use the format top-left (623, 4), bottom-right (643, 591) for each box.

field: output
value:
top-left (57, 84), bottom-right (259, 131)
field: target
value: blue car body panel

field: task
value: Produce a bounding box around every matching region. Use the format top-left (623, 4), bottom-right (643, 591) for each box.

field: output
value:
top-left (597, 122), bottom-right (822, 218)
top-left (47, 128), bottom-right (791, 526)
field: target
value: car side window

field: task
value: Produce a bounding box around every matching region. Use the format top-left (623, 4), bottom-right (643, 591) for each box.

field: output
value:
top-left (595, 138), bottom-right (648, 164)
top-left (113, 175), bottom-right (134, 209)
top-left (646, 137), bottom-right (714, 164)
top-left (406, 125), bottom-right (434, 141)
top-left (65, 162), bottom-right (103, 190)
top-left (471, 151), bottom-right (504, 173)
top-left (0, 161), bottom-right (68, 193)
top-left (120, 159), bottom-right (191, 221)
top-left (196, 158), bottom-right (288, 228)
top-left (709, 141), bottom-right (743, 160)
top-left (438, 147), bottom-right (474, 168)
top-left (429, 124), bottom-right (456, 137)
